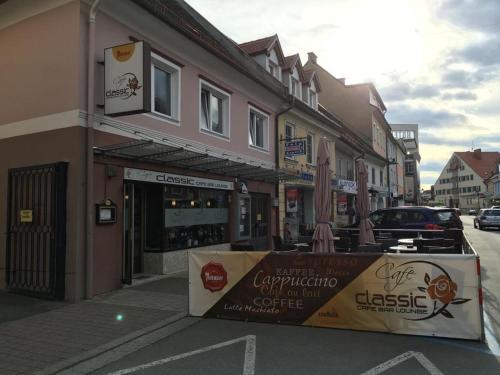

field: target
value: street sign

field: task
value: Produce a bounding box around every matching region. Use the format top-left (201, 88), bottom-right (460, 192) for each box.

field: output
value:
top-left (284, 140), bottom-right (306, 156)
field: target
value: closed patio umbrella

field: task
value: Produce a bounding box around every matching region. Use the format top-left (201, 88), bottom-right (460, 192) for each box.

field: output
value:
top-left (312, 138), bottom-right (335, 253)
top-left (356, 158), bottom-right (375, 245)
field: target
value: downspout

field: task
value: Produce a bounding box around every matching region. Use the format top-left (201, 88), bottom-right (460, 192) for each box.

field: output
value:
top-left (86, 0), bottom-right (101, 299)
top-left (274, 95), bottom-right (295, 238)
top-left (386, 134), bottom-right (391, 208)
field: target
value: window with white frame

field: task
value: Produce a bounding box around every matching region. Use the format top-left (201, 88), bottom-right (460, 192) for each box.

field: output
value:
top-left (248, 106), bottom-right (269, 150)
top-left (199, 80), bottom-right (230, 137)
top-left (285, 122), bottom-right (295, 159)
top-left (151, 54), bottom-right (181, 120)
top-left (309, 89), bottom-right (317, 109)
top-left (268, 60), bottom-right (279, 79)
top-left (306, 133), bottom-right (314, 164)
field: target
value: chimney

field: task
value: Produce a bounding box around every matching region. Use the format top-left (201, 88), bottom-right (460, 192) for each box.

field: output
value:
top-left (338, 78), bottom-right (346, 84)
top-left (473, 148), bottom-right (482, 159)
top-left (307, 52), bottom-right (317, 64)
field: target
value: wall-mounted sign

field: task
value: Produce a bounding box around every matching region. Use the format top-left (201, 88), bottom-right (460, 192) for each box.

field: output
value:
top-left (299, 172), bottom-right (314, 182)
top-left (20, 209), bottom-right (33, 223)
top-left (238, 182), bottom-right (248, 194)
top-left (124, 168), bottom-right (234, 191)
top-left (331, 179), bottom-right (357, 194)
top-left (96, 200), bottom-right (117, 224)
top-left (105, 41), bottom-right (151, 116)
top-left (285, 140), bottom-right (306, 156)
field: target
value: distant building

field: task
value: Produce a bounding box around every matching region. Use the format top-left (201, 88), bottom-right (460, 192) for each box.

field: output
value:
top-left (433, 149), bottom-right (500, 210)
top-left (391, 124), bottom-right (421, 206)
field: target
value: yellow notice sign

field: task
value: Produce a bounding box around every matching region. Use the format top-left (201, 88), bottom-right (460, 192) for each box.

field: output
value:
top-left (20, 210), bottom-right (33, 223)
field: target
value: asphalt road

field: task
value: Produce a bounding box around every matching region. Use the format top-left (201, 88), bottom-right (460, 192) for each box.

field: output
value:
top-left (83, 219), bottom-right (500, 375)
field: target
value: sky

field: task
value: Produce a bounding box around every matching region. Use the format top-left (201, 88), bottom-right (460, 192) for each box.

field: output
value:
top-left (185, 0), bottom-right (500, 190)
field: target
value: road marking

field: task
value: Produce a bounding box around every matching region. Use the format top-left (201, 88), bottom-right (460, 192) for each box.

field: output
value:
top-left (360, 351), bottom-right (443, 375)
top-left (107, 335), bottom-right (256, 375)
top-left (484, 312), bottom-right (500, 356)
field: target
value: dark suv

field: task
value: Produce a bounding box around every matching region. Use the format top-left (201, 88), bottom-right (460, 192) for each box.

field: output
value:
top-left (365, 206), bottom-right (463, 230)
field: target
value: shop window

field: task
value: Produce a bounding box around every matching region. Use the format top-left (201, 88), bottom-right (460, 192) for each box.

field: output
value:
top-left (151, 54), bottom-right (181, 120)
top-left (200, 80), bottom-right (230, 137)
top-left (249, 106), bottom-right (269, 150)
top-left (164, 186), bottom-right (229, 251)
top-left (380, 170), bottom-right (383, 186)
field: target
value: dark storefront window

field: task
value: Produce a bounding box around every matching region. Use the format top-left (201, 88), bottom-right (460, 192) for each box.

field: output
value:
top-left (163, 186), bottom-right (229, 251)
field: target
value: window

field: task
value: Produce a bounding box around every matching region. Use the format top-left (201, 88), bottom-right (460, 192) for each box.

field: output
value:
top-left (248, 106), bottom-right (269, 150)
top-left (309, 90), bottom-right (317, 109)
top-left (470, 174), bottom-right (474, 180)
top-left (306, 134), bottom-right (314, 164)
top-left (151, 54), bottom-right (181, 120)
top-left (372, 167), bottom-right (376, 185)
top-left (200, 80), bottom-right (230, 137)
top-left (268, 61), bottom-right (279, 79)
top-left (380, 170), bottom-right (383, 186)
top-left (291, 78), bottom-right (298, 97)
top-left (285, 123), bottom-right (295, 159)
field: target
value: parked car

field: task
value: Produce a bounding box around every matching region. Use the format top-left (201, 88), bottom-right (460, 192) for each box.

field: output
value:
top-left (474, 209), bottom-right (500, 230)
top-left (491, 206), bottom-right (500, 209)
top-left (348, 206), bottom-right (463, 230)
top-left (468, 209), bottom-right (477, 215)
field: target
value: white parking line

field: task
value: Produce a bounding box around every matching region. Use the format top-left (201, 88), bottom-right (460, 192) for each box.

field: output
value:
top-left (360, 351), bottom-right (443, 375)
top-left (484, 312), bottom-right (500, 356)
top-left (107, 335), bottom-right (256, 375)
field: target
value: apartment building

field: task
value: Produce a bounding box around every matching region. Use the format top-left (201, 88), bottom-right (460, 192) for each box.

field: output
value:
top-left (434, 149), bottom-right (500, 210)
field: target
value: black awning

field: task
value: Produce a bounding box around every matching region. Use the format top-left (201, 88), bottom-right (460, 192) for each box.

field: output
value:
top-left (94, 139), bottom-right (294, 183)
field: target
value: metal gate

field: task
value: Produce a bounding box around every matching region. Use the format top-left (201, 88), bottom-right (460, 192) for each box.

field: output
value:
top-left (6, 162), bottom-right (68, 299)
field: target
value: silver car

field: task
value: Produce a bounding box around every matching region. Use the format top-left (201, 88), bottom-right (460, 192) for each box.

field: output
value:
top-left (474, 209), bottom-right (500, 230)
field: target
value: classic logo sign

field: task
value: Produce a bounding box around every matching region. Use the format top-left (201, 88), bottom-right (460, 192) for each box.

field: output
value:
top-left (355, 260), bottom-right (470, 321)
top-left (201, 262), bottom-right (228, 292)
top-left (104, 41), bottom-right (151, 116)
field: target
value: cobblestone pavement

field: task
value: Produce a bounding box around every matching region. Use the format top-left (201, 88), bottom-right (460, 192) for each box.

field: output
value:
top-left (0, 276), bottom-right (188, 375)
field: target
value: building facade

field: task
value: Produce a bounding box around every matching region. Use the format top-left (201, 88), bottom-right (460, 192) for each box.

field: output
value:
top-left (434, 149), bottom-right (500, 211)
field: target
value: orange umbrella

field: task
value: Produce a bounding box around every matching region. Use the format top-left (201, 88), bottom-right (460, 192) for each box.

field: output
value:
top-left (312, 138), bottom-right (335, 253)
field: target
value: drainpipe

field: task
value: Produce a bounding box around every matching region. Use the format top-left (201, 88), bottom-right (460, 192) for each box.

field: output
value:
top-left (274, 95), bottom-right (295, 238)
top-left (86, 0), bottom-right (101, 299)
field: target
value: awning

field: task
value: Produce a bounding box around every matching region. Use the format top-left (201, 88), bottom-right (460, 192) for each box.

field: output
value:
top-left (94, 139), bottom-right (297, 183)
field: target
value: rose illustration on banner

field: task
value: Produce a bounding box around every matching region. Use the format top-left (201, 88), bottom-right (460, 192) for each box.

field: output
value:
top-left (426, 275), bottom-right (457, 304)
top-left (416, 271), bottom-right (471, 319)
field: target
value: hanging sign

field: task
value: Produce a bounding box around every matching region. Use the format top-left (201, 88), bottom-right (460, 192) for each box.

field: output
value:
top-left (285, 140), bottom-right (306, 156)
top-left (20, 210), bottom-right (33, 223)
top-left (104, 41), bottom-right (151, 116)
top-left (286, 188), bottom-right (298, 213)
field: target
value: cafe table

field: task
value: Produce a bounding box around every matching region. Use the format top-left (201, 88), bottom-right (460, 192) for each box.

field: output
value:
top-left (389, 244), bottom-right (418, 253)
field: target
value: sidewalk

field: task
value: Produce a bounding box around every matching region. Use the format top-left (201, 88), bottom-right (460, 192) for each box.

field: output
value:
top-left (0, 275), bottom-right (189, 375)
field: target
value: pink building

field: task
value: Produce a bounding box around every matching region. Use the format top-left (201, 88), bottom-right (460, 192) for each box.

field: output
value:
top-left (0, 0), bottom-right (291, 301)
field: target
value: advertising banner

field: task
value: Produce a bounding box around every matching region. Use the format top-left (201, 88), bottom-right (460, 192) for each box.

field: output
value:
top-left (285, 188), bottom-right (298, 213)
top-left (105, 41), bottom-right (151, 116)
top-left (189, 251), bottom-right (482, 340)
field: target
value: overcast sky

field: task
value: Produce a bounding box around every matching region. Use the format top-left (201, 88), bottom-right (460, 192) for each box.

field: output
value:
top-left (185, 0), bottom-right (500, 190)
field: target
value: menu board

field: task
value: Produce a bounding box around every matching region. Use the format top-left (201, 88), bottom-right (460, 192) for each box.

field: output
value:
top-left (236, 195), bottom-right (251, 240)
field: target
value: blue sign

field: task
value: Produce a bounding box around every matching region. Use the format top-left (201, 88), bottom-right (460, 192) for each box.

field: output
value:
top-left (285, 140), bottom-right (306, 156)
top-left (300, 172), bottom-right (314, 182)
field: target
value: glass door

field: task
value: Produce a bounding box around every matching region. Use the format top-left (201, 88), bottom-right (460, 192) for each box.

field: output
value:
top-left (123, 183), bottom-right (134, 285)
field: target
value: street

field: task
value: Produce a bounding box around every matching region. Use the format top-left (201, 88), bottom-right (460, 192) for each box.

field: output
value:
top-left (56, 215), bottom-right (500, 375)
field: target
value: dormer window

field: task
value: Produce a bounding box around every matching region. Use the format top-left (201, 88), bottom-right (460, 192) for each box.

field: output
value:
top-left (309, 89), bottom-right (317, 109)
top-left (268, 60), bottom-right (280, 79)
top-left (291, 77), bottom-right (301, 98)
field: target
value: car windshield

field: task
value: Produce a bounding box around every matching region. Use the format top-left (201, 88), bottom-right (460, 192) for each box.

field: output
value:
top-left (435, 210), bottom-right (457, 222)
top-left (484, 210), bottom-right (500, 216)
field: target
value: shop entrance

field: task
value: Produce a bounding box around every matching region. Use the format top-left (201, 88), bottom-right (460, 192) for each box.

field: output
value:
top-left (123, 182), bottom-right (163, 284)
top-left (250, 194), bottom-right (269, 250)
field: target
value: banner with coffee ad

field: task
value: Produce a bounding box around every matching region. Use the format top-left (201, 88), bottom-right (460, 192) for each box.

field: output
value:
top-left (189, 251), bottom-right (482, 340)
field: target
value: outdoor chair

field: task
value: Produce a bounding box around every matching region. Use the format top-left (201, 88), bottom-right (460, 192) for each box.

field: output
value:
top-left (376, 238), bottom-right (399, 251)
top-left (272, 236), bottom-right (297, 251)
top-left (333, 237), bottom-right (350, 252)
top-left (425, 245), bottom-right (457, 254)
top-left (231, 243), bottom-right (255, 251)
top-left (413, 238), bottom-right (445, 253)
top-left (356, 243), bottom-right (383, 253)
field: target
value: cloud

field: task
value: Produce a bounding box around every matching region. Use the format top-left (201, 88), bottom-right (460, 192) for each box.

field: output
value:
top-left (379, 82), bottom-right (441, 102)
top-left (387, 104), bottom-right (468, 128)
top-left (441, 67), bottom-right (498, 89)
top-left (437, 0), bottom-right (500, 33)
top-left (442, 91), bottom-right (477, 101)
top-left (300, 23), bottom-right (339, 35)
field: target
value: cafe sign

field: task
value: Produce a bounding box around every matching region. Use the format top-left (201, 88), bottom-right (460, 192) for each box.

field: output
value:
top-left (104, 41), bottom-right (151, 116)
top-left (124, 168), bottom-right (234, 190)
top-left (284, 140), bottom-right (306, 156)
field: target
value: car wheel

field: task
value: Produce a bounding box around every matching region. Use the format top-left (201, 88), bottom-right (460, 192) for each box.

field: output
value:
top-left (474, 221), bottom-right (477, 228)
top-left (478, 224), bottom-right (483, 230)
